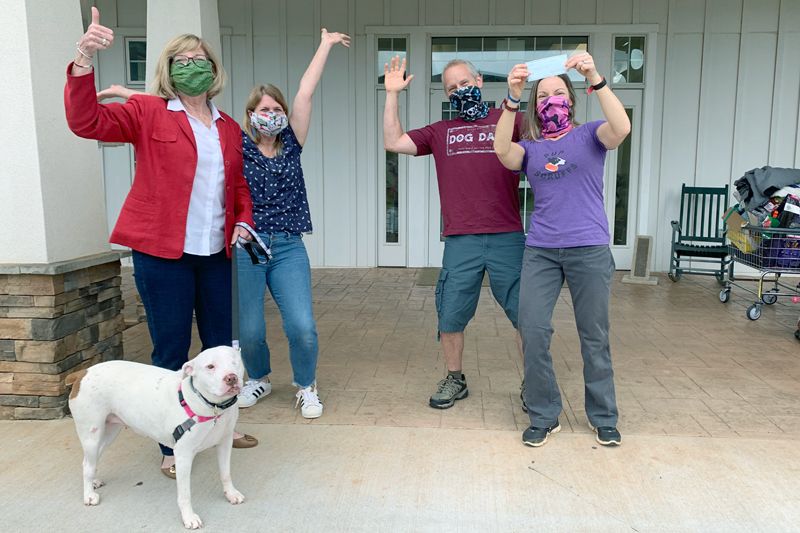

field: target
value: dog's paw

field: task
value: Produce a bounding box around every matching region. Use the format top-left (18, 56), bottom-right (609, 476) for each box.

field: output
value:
top-left (182, 512), bottom-right (203, 529)
top-left (225, 488), bottom-right (245, 504)
top-left (84, 491), bottom-right (100, 506)
top-left (92, 479), bottom-right (105, 489)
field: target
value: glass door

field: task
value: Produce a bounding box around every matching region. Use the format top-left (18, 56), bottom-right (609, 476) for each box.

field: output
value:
top-left (602, 89), bottom-right (642, 269)
top-left (377, 90), bottom-right (408, 266)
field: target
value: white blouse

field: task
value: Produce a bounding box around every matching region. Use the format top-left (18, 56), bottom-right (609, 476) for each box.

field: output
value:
top-left (167, 98), bottom-right (226, 256)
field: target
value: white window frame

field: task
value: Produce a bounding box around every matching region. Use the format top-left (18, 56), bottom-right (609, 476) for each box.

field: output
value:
top-left (125, 37), bottom-right (147, 87)
top-left (611, 34), bottom-right (647, 88)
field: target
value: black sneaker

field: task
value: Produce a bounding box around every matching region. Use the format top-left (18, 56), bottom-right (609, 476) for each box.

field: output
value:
top-left (590, 424), bottom-right (622, 446)
top-left (520, 380), bottom-right (528, 413)
top-left (522, 421), bottom-right (561, 447)
top-left (429, 374), bottom-right (468, 409)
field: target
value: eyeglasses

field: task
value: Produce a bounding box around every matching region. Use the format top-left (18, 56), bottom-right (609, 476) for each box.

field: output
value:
top-left (171, 55), bottom-right (211, 68)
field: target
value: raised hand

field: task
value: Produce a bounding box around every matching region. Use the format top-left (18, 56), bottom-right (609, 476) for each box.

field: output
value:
top-left (77, 7), bottom-right (114, 58)
top-left (507, 64), bottom-right (529, 101)
top-left (383, 55), bottom-right (414, 94)
top-left (96, 84), bottom-right (140, 102)
top-left (565, 52), bottom-right (602, 85)
top-left (321, 28), bottom-right (351, 48)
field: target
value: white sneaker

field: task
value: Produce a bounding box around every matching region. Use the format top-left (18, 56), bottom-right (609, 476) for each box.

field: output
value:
top-left (295, 384), bottom-right (323, 419)
top-left (237, 378), bottom-right (271, 408)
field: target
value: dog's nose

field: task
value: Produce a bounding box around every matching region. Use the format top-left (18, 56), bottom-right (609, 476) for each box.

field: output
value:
top-left (224, 373), bottom-right (238, 386)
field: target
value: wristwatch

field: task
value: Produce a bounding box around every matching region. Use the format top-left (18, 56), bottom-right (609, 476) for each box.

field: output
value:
top-left (586, 77), bottom-right (608, 94)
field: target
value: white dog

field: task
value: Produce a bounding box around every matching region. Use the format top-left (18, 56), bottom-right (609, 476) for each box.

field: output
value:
top-left (66, 346), bottom-right (246, 529)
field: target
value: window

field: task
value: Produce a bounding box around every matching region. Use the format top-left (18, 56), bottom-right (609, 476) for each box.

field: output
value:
top-left (378, 37), bottom-right (408, 246)
top-left (613, 36), bottom-right (645, 84)
top-left (613, 108), bottom-right (634, 245)
top-left (125, 37), bottom-right (146, 86)
top-left (377, 37), bottom-right (407, 84)
top-left (385, 151), bottom-right (399, 243)
top-left (431, 36), bottom-right (589, 83)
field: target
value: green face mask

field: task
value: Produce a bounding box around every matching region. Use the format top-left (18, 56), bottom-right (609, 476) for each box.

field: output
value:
top-left (170, 60), bottom-right (214, 97)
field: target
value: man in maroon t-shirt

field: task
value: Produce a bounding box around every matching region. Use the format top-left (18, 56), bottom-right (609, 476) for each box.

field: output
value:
top-left (383, 56), bottom-right (525, 410)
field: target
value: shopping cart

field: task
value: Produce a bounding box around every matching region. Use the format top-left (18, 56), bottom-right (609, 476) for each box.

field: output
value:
top-left (719, 225), bottom-right (800, 339)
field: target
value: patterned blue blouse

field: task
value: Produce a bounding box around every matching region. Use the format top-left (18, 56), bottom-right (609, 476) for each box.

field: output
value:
top-left (241, 125), bottom-right (312, 234)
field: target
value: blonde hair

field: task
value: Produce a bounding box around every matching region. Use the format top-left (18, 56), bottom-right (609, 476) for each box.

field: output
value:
top-left (523, 74), bottom-right (579, 140)
top-left (242, 84), bottom-right (290, 153)
top-left (150, 34), bottom-right (226, 99)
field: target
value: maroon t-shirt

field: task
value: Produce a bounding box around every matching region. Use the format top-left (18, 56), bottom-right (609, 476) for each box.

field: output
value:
top-left (407, 108), bottom-right (524, 236)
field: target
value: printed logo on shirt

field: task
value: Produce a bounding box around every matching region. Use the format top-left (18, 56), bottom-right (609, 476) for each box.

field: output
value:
top-left (446, 124), bottom-right (496, 156)
top-left (531, 150), bottom-right (577, 181)
top-left (544, 156), bottom-right (566, 172)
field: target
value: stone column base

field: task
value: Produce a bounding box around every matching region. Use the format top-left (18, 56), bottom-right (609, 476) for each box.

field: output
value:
top-left (0, 252), bottom-right (126, 419)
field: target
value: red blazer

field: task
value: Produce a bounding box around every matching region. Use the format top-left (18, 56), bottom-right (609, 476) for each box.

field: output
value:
top-left (64, 63), bottom-right (254, 259)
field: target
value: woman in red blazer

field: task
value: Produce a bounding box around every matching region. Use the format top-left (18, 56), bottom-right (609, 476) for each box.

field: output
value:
top-left (65, 8), bottom-right (258, 477)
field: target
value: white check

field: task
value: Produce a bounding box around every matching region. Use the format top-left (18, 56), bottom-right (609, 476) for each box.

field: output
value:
top-left (526, 54), bottom-right (568, 81)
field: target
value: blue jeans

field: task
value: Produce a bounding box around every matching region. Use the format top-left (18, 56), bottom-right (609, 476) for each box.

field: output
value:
top-left (237, 233), bottom-right (318, 388)
top-left (132, 249), bottom-right (232, 456)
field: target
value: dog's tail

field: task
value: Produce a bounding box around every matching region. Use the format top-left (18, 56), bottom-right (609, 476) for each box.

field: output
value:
top-left (65, 368), bottom-right (89, 399)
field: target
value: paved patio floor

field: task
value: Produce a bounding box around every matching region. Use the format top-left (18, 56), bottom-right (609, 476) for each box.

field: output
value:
top-left (2, 267), bottom-right (799, 531)
top-left (124, 267), bottom-right (800, 440)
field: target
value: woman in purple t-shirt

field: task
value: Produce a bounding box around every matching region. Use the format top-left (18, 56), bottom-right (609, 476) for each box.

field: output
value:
top-left (493, 53), bottom-right (631, 449)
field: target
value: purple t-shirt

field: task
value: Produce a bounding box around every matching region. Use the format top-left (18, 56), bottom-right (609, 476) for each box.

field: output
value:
top-left (520, 120), bottom-right (609, 248)
top-left (407, 108), bottom-right (524, 236)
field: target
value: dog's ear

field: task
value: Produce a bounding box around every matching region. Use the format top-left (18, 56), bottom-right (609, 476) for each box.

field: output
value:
top-left (181, 361), bottom-right (194, 378)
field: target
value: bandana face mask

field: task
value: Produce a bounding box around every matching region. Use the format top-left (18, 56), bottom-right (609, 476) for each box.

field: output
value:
top-left (536, 95), bottom-right (573, 139)
top-left (449, 85), bottom-right (489, 122)
top-left (249, 111), bottom-right (289, 137)
top-left (170, 60), bottom-right (214, 97)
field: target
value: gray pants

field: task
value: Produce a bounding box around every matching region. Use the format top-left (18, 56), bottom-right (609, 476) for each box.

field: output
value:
top-left (519, 245), bottom-right (619, 428)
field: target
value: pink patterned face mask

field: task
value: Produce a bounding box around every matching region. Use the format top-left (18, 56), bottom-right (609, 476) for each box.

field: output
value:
top-left (536, 95), bottom-right (573, 139)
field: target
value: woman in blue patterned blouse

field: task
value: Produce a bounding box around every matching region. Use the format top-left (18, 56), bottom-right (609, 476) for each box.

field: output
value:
top-left (236, 28), bottom-right (350, 418)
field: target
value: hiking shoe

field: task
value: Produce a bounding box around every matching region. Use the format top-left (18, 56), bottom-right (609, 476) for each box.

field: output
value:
top-left (429, 374), bottom-right (468, 409)
top-left (520, 380), bottom-right (528, 413)
top-left (237, 378), bottom-right (271, 408)
top-left (295, 384), bottom-right (323, 419)
top-left (590, 424), bottom-right (622, 446)
top-left (522, 421), bottom-right (561, 447)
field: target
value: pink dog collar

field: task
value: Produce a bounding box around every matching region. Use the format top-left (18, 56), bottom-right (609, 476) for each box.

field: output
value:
top-left (172, 381), bottom-right (234, 443)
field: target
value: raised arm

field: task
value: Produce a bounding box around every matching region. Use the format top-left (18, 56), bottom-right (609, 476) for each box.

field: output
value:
top-left (565, 52), bottom-right (630, 149)
top-left (383, 56), bottom-right (417, 155)
top-left (65, 7), bottom-right (142, 143)
top-left (71, 7), bottom-right (113, 78)
top-left (494, 64), bottom-right (526, 171)
top-left (289, 28), bottom-right (351, 147)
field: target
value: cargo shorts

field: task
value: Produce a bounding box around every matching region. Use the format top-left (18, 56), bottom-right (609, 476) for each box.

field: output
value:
top-left (435, 231), bottom-right (525, 333)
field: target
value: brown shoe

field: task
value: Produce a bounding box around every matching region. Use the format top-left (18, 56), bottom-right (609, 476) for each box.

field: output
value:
top-left (160, 464), bottom-right (176, 479)
top-left (232, 433), bottom-right (258, 449)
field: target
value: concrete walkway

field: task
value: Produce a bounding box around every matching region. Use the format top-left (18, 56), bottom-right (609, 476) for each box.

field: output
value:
top-left (2, 420), bottom-right (800, 531)
top-left (2, 268), bottom-right (799, 531)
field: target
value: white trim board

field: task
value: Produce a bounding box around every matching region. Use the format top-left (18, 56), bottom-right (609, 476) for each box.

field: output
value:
top-left (364, 24), bottom-right (660, 34)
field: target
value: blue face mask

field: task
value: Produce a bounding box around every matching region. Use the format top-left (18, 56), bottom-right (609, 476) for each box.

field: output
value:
top-left (449, 85), bottom-right (489, 122)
